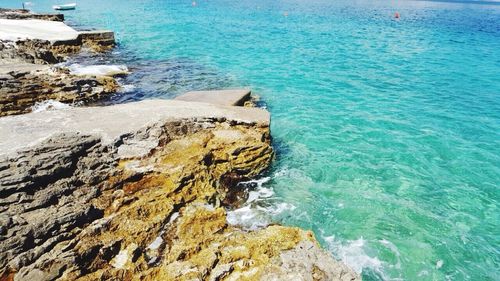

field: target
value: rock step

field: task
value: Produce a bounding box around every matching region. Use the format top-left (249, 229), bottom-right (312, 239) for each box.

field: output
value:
top-left (175, 89), bottom-right (252, 106)
top-left (0, 99), bottom-right (270, 157)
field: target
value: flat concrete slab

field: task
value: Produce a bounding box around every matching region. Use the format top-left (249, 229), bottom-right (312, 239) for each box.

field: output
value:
top-left (0, 19), bottom-right (79, 42)
top-left (0, 99), bottom-right (270, 156)
top-left (175, 89), bottom-right (251, 106)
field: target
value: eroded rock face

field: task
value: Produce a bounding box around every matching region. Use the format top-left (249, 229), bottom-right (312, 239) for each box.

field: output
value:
top-left (0, 39), bottom-right (71, 65)
top-left (0, 67), bottom-right (119, 116)
top-left (0, 103), bottom-right (359, 281)
top-left (0, 36), bottom-right (113, 66)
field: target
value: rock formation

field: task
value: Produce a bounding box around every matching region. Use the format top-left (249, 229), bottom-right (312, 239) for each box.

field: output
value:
top-left (0, 15), bottom-right (118, 117)
top-left (0, 9), bottom-right (359, 281)
top-left (0, 9), bottom-right (64, 21)
top-left (0, 67), bottom-right (119, 116)
top-left (0, 99), bottom-right (360, 281)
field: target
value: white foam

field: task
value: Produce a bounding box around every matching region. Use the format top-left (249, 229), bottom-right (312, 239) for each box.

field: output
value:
top-left (247, 187), bottom-right (273, 203)
top-left (68, 64), bottom-right (129, 77)
top-left (323, 235), bottom-right (385, 276)
top-left (226, 175), bottom-right (297, 230)
top-left (120, 84), bottom-right (136, 93)
top-left (379, 239), bottom-right (401, 270)
top-left (244, 177), bottom-right (273, 203)
top-left (31, 100), bottom-right (71, 113)
top-left (339, 239), bottom-right (383, 273)
top-left (227, 201), bottom-right (296, 231)
top-left (227, 205), bottom-right (270, 230)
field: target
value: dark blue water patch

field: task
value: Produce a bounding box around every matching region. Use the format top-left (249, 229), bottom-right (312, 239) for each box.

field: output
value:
top-left (112, 57), bottom-right (235, 103)
top-left (63, 47), bottom-right (236, 105)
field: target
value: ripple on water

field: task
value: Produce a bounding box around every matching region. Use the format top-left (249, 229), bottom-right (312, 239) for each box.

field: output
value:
top-left (5, 0), bottom-right (499, 279)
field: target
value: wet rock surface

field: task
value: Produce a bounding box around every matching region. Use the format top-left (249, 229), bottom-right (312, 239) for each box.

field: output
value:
top-left (0, 101), bottom-right (360, 281)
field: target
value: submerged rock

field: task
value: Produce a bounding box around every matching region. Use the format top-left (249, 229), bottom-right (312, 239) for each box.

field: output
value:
top-left (0, 100), bottom-right (359, 281)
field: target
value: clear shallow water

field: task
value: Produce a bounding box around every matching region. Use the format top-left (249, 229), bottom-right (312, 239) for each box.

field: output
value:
top-left (5, 0), bottom-right (500, 279)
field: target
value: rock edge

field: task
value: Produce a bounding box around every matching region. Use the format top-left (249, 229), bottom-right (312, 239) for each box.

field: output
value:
top-left (0, 100), bottom-right (360, 281)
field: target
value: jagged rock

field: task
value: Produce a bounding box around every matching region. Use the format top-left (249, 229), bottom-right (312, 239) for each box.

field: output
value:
top-left (0, 100), bottom-right (359, 281)
top-left (0, 67), bottom-right (119, 116)
top-left (0, 34), bottom-right (114, 66)
top-left (0, 39), bottom-right (79, 64)
top-left (0, 19), bottom-right (119, 117)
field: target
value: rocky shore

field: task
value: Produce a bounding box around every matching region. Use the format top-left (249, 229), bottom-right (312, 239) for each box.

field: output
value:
top-left (0, 9), bottom-right (360, 281)
top-left (0, 8), bottom-right (64, 21)
top-left (0, 9), bottom-right (118, 116)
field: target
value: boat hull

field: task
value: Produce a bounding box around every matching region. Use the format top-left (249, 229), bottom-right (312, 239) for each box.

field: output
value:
top-left (53, 4), bottom-right (76, 10)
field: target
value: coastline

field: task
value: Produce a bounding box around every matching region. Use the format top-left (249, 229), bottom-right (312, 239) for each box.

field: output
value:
top-left (0, 9), bottom-right (359, 281)
top-left (0, 9), bottom-right (119, 117)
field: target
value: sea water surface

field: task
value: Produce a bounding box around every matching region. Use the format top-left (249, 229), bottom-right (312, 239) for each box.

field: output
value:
top-left (4, 0), bottom-right (500, 279)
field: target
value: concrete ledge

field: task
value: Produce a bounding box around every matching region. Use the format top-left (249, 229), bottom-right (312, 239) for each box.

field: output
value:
top-left (0, 19), bottom-right (79, 42)
top-left (0, 99), bottom-right (270, 156)
top-left (175, 89), bottom-right (252, 106)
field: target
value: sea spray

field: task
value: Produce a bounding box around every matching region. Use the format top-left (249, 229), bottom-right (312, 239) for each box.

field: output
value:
top-left (226, 177), bottom-right (296, 230)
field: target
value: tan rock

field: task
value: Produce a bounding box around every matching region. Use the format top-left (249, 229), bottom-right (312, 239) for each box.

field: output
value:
top-left (0, 67), bottom-right (119, 117)
top-left (0, 100), bottom-right (359, 281)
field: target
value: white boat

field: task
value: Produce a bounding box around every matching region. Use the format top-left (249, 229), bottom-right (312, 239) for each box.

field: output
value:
top-left (52, 3), bottom-right (77, 10)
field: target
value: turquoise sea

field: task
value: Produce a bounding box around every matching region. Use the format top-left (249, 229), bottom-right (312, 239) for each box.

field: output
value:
top-left (4, 0), bottom-right (500, 279)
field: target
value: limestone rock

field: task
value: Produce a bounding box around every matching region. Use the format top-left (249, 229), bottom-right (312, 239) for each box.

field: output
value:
top-left (0, 19), bottom-right (119, 117)
top-left (0, 67), bottom-right (119, 116)
top-left (0, 100), bottom-right (359, 281)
